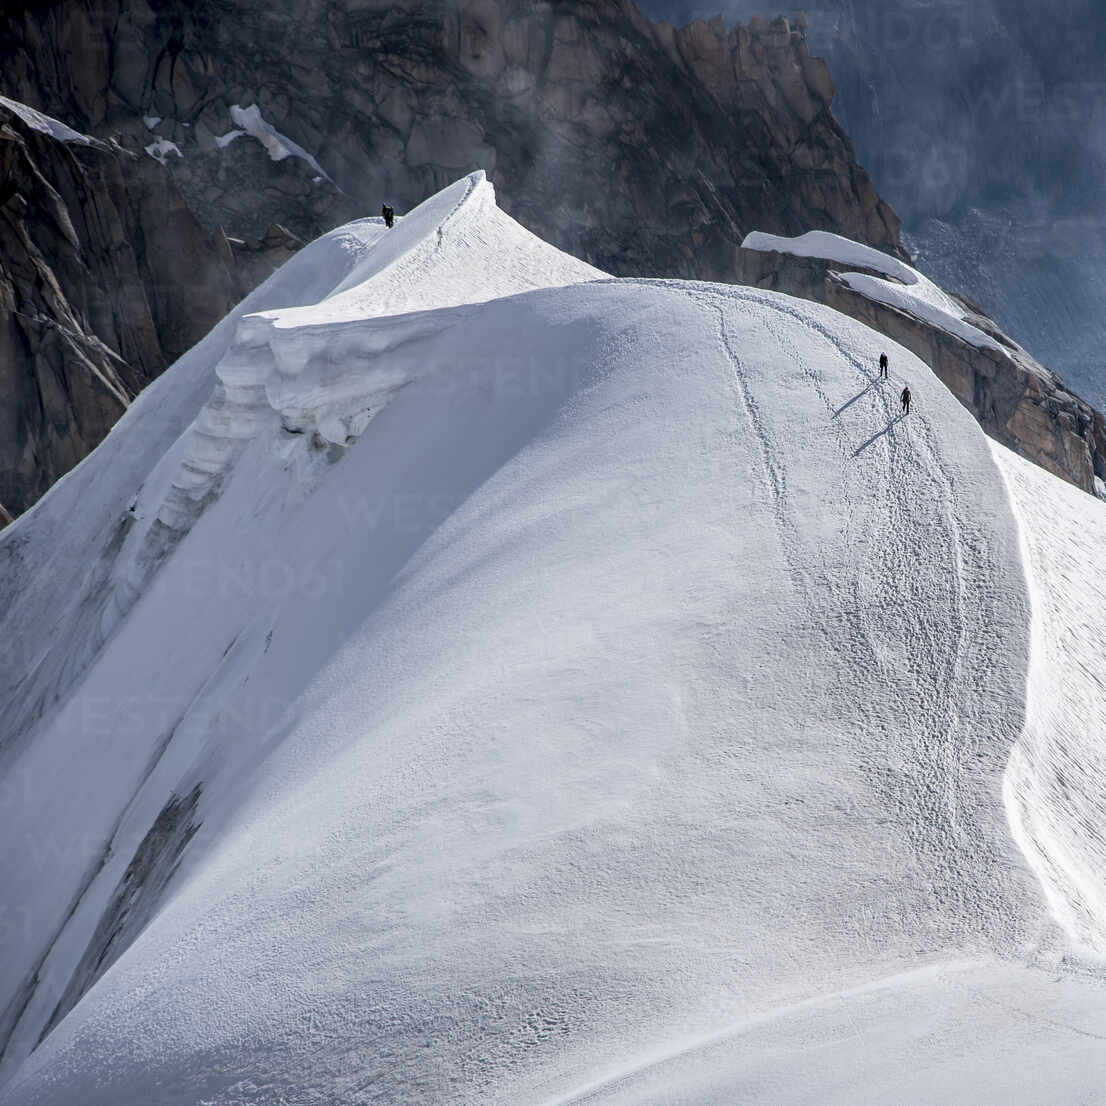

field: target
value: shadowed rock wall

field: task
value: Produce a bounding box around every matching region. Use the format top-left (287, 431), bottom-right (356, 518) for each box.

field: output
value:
top-left (0, 102), bottom-right (242, 517)
top-left (0, 1), bottom-right (903, 275)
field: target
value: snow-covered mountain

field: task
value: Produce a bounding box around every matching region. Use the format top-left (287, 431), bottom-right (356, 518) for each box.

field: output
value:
top-left (3, 172), bottom-right (1106, 1104)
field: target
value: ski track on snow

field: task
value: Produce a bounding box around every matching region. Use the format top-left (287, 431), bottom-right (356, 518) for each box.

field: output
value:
top-left (704, 287), bottom-right (971, 874)
top-left (670, 280), bottom-right (1029, 955)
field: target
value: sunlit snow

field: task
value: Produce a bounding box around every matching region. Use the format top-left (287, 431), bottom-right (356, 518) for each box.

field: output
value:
top-left (3, 174), bottom-right (1106, 1105)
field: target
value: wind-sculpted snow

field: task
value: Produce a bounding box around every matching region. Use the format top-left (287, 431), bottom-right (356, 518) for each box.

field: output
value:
top-left (742, 230), bottom-right (918, 286)
top-left (0, 218), bottom-right (389, 767)
top-left (540, 960), bottom-right (1106, 1105)
top-left (742, 230), bottom-right (1006, 353)
top-left (994, 442), bottom-right (1106, 954)
top-left (135, 172), bottom-right (601, 579)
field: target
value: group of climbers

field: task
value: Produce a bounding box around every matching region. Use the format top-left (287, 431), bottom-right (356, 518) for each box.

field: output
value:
top-left (879, 351), bottom-right (911, 414)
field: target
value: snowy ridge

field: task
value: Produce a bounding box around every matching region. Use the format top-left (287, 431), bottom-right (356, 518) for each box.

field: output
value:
top-left (141, 171), bottom-right (601, 551)
top-left (742, 229), bottom-right (1005, 353)
top-left (4, 175), bottom-right (1106, 1104)
top-left (265, 169), bottom-right (604, 326)
top-left (0, 95), bottom-right (93, 145)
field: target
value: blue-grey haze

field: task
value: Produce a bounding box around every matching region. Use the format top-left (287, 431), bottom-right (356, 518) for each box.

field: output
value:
top-left (639, 0), bottom-right (1106, 406)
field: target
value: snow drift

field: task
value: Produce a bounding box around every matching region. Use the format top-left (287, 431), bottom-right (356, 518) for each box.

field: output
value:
top-left (742, 229), bottom-right (1007, 353)
top-left (3, 173), bottom-right (1106, 1104)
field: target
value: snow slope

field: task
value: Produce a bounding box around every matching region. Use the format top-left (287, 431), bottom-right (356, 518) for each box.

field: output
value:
top-left (3, 175), bottom-right (1106, 1103)
top-left (0, 171), bottom-right (596, 772)
top-left (0, 217), bottom-right (389, 771)
top-left (0, 170), bottom-right (602, 1086)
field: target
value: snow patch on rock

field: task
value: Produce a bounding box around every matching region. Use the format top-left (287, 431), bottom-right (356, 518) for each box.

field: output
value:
top-left (213, 128), bottom-right (244, 148)
top-left (743, 229), bottom-right (1005, 353)
top-left (143, 139), bottom-right (182, 166)
top-left (742, 229), bottom-right (918, 285)
top-left (838, 271), bottom-right (1005, 353)
top-left (0, 95), bottom-right (92, 144)
top-left (228, 104), bottom-right (332, 183)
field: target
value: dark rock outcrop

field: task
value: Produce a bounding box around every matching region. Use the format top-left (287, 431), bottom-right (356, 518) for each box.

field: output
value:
top-left (0, 2), bottom-right (903, 276)
top-left (38, 784), bottom-right (203, 1046)
top-left (738, 245), bottom-right (1106, 495)
top-left (0, 99), bottom-right (316, 524)
top-left (0, 100), bottom-right (238, 518)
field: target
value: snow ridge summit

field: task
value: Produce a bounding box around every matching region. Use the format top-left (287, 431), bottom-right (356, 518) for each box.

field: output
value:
top-left (3, 175), bottom-right (1106, 1104)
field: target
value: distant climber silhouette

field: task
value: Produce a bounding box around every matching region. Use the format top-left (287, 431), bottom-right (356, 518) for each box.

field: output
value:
top-left (879, 352), bottom-right (888, 379)
top-left (900, 385), bottom-right (912, 415)
top-left (381, 203), bottom-right (395, 229)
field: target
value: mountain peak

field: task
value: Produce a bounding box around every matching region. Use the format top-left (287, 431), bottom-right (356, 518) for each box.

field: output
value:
top-left (4, 174), bottom-right (1106, 1102)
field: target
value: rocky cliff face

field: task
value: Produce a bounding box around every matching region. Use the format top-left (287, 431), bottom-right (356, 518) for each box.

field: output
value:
top-left (0, 99), bottom-right (249, 519)
top-left (0, 1), bottom-right (905, 525)
top-left (1, 2), bottom-right (902, 275)
top-left (738, 245), bottom-right (1106, 495)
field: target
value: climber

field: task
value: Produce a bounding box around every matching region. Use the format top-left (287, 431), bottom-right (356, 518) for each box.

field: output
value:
top-left (879, 352), bottom-right (888, 379)
top-left (381, 203), bottom-right (395, 229)
top-left (900, 385), bottom-right (912, 415)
